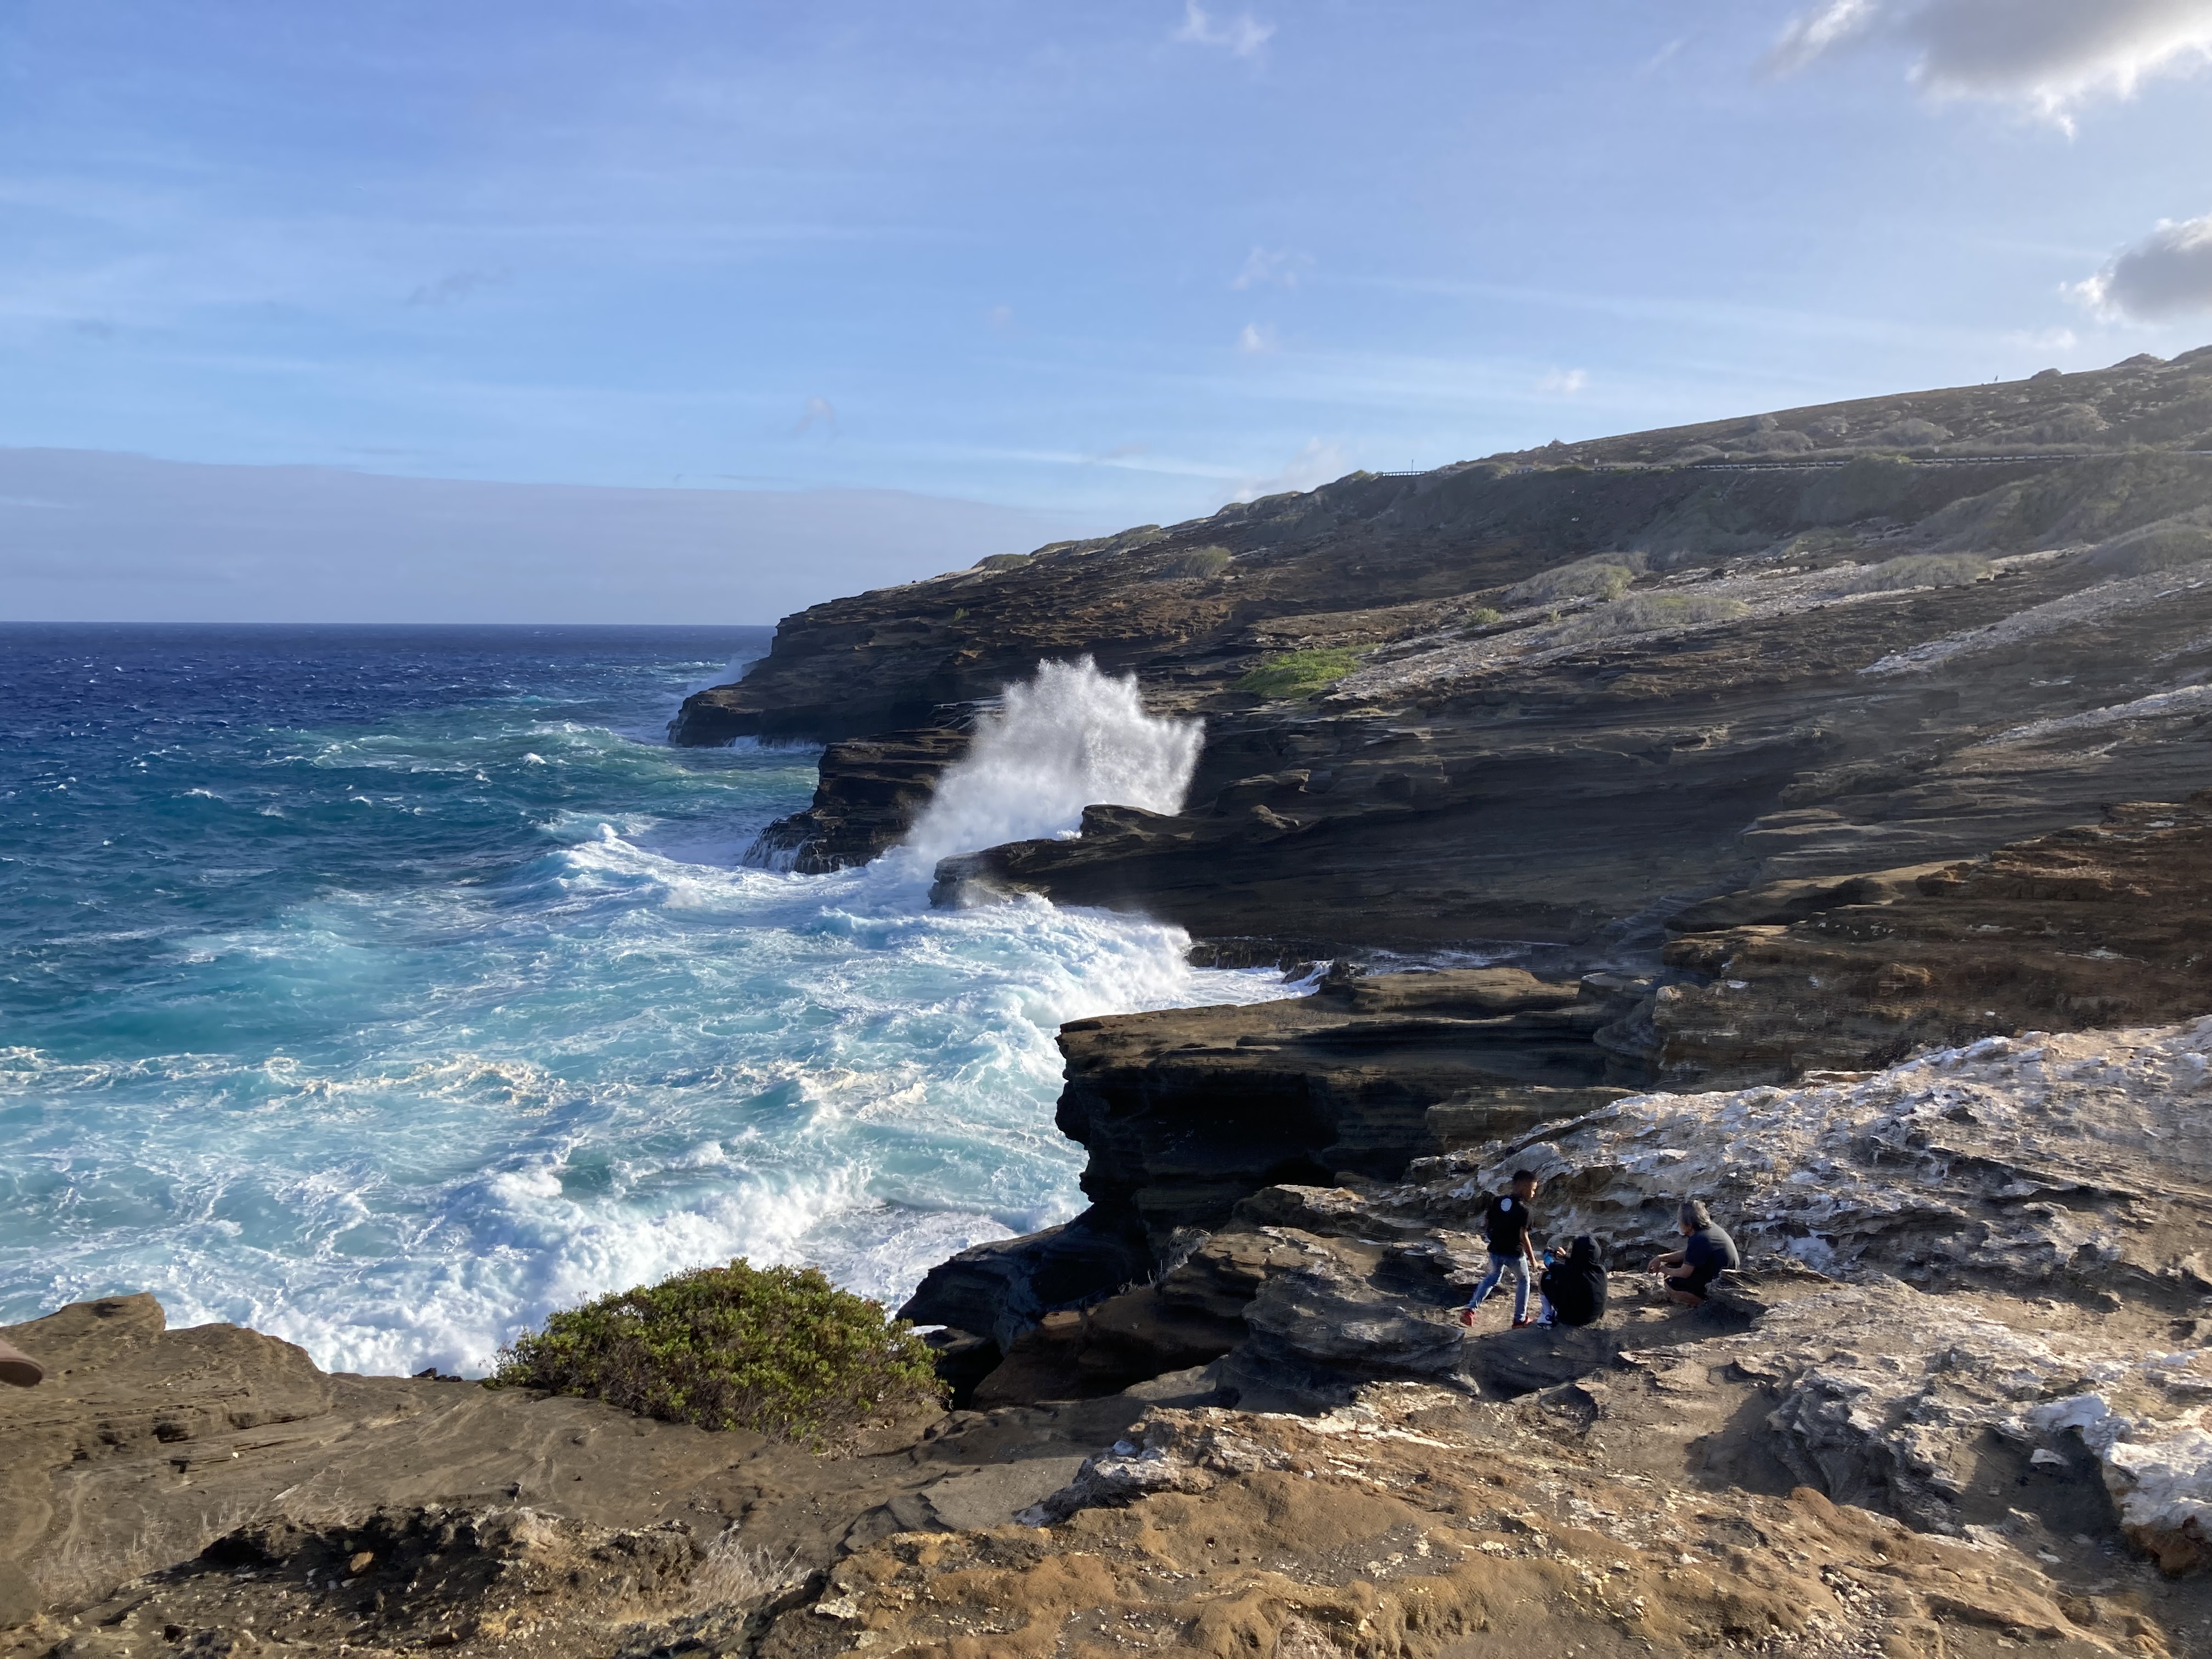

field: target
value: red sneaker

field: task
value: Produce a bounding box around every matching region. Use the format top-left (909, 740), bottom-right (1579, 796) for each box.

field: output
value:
top-left (1511, 1317), bottom-right (1535, 1328)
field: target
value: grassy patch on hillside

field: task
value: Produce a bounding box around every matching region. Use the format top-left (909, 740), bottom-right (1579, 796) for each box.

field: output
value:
top-left (1830, 553), bottom-right (1990, 592)
top-left (2086, 515), bottom-right (2212, 578)
top-left (1547, 592), bottom-right (1749, 646)
top-left (1158, 545), bottom-right (1234, 578)
top-left (1236, 647), bottom-right (1362, 699)
top-left (491, 1260), bottom-right (943, 1449)
top-left (972, 552), bottom-right (1035, 572)
top-left (1505, 552), bottom-right (1645, 606)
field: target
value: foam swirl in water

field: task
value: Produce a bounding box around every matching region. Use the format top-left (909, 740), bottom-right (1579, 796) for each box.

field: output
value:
top-left (901, 657), bottom-right (1203, 867)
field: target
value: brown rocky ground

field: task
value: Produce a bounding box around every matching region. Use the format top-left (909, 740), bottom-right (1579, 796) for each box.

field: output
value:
top-left (0, 1294), bottom-right (1192, 1657)
top-left (14, 1299), bottom-right (2207, 1658)
top-left (16, 1018), bottom-right (2212, 1656)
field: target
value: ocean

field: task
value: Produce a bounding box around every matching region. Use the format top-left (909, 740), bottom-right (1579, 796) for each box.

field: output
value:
top-left (0, 624), bottom-right (1299, 1377)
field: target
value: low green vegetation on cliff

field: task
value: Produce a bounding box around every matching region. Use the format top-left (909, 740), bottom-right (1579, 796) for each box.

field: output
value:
top-left (1505, 551), bottom-right (1644, 605)
top-left (1830, 552), bottom-right (1990, 592)
top-left (492, 1260), bottom-right (943, 1447)
top-left (1158, 545), bottom-right (1234, 578)
top-left (1236, 647), bottom-right (1361, 699)
top-left (1546, 591), bottom-right (1750, 645)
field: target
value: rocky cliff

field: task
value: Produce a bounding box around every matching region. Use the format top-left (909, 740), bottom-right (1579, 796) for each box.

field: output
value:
top-left (678, 349), bottom-right (2212, 963)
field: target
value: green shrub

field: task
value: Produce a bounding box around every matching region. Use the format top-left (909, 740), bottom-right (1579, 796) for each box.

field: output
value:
top-left (1778, 527), bottom-right (1861, 561)
top-left (490, 1260), bottom-right (944, 1449)
top-left (1236, 647), bottom-right (1362, 699)
top-left (1158, 545), bottom-right (1234, 579)
top-left (1830, 553), bottom-right (1990, 593)
top-left (1504, 552), bottom-right (1645, 606)
top-left (1547, 592), bottom-right (1748, 645)
top-left (1462, 606), bottom-right (1504, 628)
top-left (2085, 517), bottom-right (2212, 578)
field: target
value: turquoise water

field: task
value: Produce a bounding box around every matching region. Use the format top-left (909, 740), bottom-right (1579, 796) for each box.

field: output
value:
top-left (0, 625), bottom-right (1296, 1375)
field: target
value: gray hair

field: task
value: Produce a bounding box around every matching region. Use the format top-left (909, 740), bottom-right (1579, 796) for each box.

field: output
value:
top-left (1679, 1199), bottom-right (1711, 1231)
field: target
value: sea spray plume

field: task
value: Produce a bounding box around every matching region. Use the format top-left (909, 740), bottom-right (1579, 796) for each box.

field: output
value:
top-left (900, 658), bottom-right (1203, 867)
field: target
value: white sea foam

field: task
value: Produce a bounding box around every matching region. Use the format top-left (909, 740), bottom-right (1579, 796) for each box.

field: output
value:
top-left (901, 657), bottom-right (1203, 866)
top-left (3, 823), bottom-right (1301, 1378)
top-left (0, 644), bottom-right (1300, 1380)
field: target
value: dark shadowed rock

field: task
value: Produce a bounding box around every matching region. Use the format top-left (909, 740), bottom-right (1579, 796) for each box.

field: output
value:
top-left (1056, 967), bottom-right (1645, 1255)
top-left (897, 1209), bottom-right (1149, 1351)
top-left (1206, 1228), bottom-right (1472, 1409)
top-left (1656, 794), bottom-right (2212, 1086)
top-left (0, 1340), bottom-right (42, 1390)
top-left (743, 726), bottom-right (969, 871)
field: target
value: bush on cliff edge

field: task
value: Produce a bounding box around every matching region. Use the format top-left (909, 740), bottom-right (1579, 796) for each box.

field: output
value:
top-left (1237, 647), bottom-right (1361, 699)
top-left (491, 1260), bottom-right (944, 1448)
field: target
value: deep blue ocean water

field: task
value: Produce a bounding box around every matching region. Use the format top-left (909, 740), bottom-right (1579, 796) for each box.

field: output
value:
top-left (0, 625), bottom-right (1294, 1375)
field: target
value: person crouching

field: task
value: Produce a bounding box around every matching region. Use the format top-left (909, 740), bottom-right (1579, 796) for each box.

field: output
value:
top-left (1535, 1234), bottom-right (1609, 1328)
top-left (1646, 1199), bottom-right (1740, 1306)
top-left (1459, 1169), bottom-right (1542, 1330)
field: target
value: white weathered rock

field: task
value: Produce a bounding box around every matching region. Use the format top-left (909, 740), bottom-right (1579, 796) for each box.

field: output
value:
top-left (2032, 1361), bottom-right (2212, 1573)
top-left (1268, 1019), bottom-right (2212, 1573)
top-left (1394, 1019), bottom-right (2212, 1296)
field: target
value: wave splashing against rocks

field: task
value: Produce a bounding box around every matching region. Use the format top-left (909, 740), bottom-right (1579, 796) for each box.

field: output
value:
top-left (900, 656), bottom-right (1203, 867)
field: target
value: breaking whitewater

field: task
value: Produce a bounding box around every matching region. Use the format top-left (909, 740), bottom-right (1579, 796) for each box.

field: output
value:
top-left (0, 628), bottom-right (1301, 1379)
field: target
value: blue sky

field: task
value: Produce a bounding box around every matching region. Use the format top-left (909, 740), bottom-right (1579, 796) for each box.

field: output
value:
top-left (4, 2), bottom-right (2212, 619)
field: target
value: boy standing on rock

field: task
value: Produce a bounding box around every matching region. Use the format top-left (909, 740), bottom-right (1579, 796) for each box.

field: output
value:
top-left (1460, 1169), bottom-right (1542, 1329)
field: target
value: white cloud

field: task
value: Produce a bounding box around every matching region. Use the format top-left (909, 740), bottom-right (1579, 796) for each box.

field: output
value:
top-left (1172, 1), bottom-right (1274, 59)
top-left (1234, 437), bottom-right (1347, 501)
top-left (1231, 246), bottom-right (1311, 290)
top-left (794, 395), bottom-right (838, 434)
top-left (2071, 212), bottom-right (2212, 320)
top-left (1769, 0), bottom-right (2212, 126)
top-left (1237, 322), bottom-right (1278, 353)
top-left (1535, 367), bottom-right (1589, 395)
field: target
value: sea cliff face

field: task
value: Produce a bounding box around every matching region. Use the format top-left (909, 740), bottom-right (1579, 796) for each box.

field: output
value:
top-left (678, 349), bottom-right (2212, 964)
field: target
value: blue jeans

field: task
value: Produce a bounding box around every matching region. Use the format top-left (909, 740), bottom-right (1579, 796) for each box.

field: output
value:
top-left (1466, 1252), bottom-right (1531, 1322)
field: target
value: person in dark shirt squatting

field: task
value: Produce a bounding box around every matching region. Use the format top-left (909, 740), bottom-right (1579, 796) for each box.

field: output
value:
top-left (1647, 1199), bottom-right (1740, 1306)
top-left (1459, 1169), bottom-right (1543, 1329)
top-left (1537, 1234), bottom-right (1609, 1328)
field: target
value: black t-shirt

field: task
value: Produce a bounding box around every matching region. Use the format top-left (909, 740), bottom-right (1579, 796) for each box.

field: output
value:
top-left (1482, 1192), bottom-right (1534, 1256)
top-left (1542, 1257), bottom-right (1608, 1326)
top-left (1680, 1224), bottom-right (1741, 1293)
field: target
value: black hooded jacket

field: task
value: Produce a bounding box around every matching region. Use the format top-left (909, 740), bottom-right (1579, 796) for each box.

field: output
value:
top-left (1541, 1237), bottom-right (1609, 1327)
